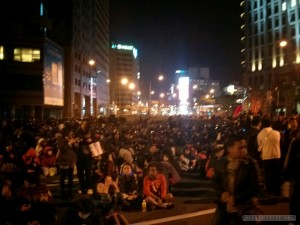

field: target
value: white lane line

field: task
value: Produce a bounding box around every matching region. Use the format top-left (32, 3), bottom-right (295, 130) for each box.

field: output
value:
top-left (130, 208), bottom-right (216, 225)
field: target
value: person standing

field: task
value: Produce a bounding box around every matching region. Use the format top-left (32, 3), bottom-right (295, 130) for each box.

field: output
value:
top-left (211, 134), bottom-right (261, 225)
top-left (257, 116), bottom-right (281, 197)
top-left (55, 132), bottom-right (77, 199)
top-left (246, 116), bottom-right (261, 163)
top-left (75, 120), bottom-right (94, 194)
top-left (284, 130), bottom-right (300, 225)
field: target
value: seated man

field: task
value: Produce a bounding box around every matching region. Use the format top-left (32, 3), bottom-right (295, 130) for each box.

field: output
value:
top-left (143, 163), bottom-right (173, 210)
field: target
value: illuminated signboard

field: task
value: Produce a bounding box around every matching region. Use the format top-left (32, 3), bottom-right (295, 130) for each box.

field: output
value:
top-left (178, 77), bottom-right (190, 102)
top-left (111, 44), bottom-right (138, 59)
top-left (43, 39), bottom-right (64, 106)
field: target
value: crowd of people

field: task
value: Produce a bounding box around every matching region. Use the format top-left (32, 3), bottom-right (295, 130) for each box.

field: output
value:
top-left (0, 112), bottom-right (299, 225)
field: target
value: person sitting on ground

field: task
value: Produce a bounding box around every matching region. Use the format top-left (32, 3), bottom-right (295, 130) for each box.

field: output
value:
top-left (118, 162), bottom-right (142, 210)
top-left (205, 144), bottom-right (225, 179)
top-left (178, 146), bottom-right (197, 172)
top-left (143, 162), bottom-right (173, 210)
top-left (57, 197), bottom-right (104, 225)
top-left (93, 176), bottom-right (129, 225)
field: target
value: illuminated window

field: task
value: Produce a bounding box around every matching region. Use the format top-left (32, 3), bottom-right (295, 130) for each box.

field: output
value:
top-left (14, 48), bottom-right (40, 62)
top-left (291, 0), bottom-right (296, 7)
top-left (0, 46), bottom-right (3, 60)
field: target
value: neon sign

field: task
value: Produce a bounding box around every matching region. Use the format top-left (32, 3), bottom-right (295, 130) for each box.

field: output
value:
top-left (111, 44), bottom-right (138, 58)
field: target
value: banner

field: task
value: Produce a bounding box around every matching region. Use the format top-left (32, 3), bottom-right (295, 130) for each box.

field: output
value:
top-left (43, 39), bottom-right (64, 106)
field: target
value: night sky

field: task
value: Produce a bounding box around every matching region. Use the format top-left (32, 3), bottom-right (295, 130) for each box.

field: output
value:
top-left (110, 0), bottom-right (242, 90)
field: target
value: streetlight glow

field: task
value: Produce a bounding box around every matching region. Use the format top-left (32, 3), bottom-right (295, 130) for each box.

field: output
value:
top-left (279, 40), bottom-right (288, 48)
top-left (121, 78), bottom-right (128, 85)
top-left (128, 82), bottom-right (135, 90)
top-left (210, 89), bottom-right (215, 94)
top-left (88, 59), bottom-right (95, 66)
top-left (158, 75), bottom-right (164, 81)
top-left (160, 93), bottom-right (165, 98)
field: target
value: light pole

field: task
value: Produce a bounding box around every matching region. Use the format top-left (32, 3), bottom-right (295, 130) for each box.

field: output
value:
top-left (88, 59), bottom-right (96, 116)
top-left (119, 78), bottom-right (136, 115)
top-left (148, 75), bottom-right (164, 115)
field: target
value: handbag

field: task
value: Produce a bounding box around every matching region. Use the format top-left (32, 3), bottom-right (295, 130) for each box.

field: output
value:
top-left (206, 167), bottom-right (215, 178)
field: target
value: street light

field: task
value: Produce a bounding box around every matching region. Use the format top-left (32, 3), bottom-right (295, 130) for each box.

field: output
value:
top-left (149, 75), bottom-right (164, 114)
top-left (119, 78), bottom-right (136, 115)
top-left (279, 40), bottom-right (287, 48)
top-left (88, 59), bottom-right (96, 116)
top-left (121, 77), bottom-right (128, 85)
top-left (128, 82), bottom-right (135, 90)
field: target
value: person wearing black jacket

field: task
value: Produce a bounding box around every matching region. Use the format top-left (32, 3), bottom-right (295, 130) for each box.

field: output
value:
top-left (285, 130), bottom-right (300, 225)
top-left (211, 134), bottom-right (261, 225)
top-left (75, 120), bottom-right (94, 194)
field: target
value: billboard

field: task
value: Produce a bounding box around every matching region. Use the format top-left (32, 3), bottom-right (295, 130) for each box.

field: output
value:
top-left (178, 76), bottom-right (189, 102)
top-left (43, 39), bottom-right (64, 106)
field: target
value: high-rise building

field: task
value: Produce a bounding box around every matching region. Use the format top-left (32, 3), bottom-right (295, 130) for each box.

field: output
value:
top-left (0, 0), bottom-right (110, 120)
top-left (48, 0), bottom-right (110, 118)
top-left (0, 0), bottom-right (60, 119)
top-left (109, 44), bottom-right (140, 115)
top-left (241, 0), bottom-right (300, 114)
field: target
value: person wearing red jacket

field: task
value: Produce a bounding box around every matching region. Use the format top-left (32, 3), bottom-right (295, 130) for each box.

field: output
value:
top-left (143, 163), bottom-right (173, 209)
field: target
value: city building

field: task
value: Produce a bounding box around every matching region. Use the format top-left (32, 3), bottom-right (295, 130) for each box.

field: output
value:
top-left (188, 66), bottom-right (210, 79)
top-left (241, 0), bottom-right (300, 114)
top-left (109, 44), bottom-right (140, 115)
top-left (0, 0), bottom-right (110, 120)
top-left (171, 69), bottom-right (221, 115)
top-left (48, 0), bottom-right (110, 118)
top-left (0, 0), bottom-right (60, 119)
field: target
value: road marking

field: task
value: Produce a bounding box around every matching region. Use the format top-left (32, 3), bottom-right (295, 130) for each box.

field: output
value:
top-left (130, 208), bottom-right (216, 225)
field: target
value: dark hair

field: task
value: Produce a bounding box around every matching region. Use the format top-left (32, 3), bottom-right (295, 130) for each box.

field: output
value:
top-left (225, 134), bottom-right (245, 148)
top-left (76, 198), bottom-right (94, 214)
top-left (148, 162), bottom-right (158, 170)
top-left (261, 116), bottom-right (272, 128)
top-left (120, 162), bottom-right (132, 174)
top-left (251, 116), bottom-right (261, 126)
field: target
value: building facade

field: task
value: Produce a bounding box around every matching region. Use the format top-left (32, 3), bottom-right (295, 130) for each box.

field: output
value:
top-left (0, 0), bottom-right (63, 120)
top-left (0, 0), bottom-right (110, 120)
top-left (48, 0), bottom-right (110, 118)
top-left (241, 0), bottom-right (300, 115)
top-left (109, 44), bottom-right (140, 115)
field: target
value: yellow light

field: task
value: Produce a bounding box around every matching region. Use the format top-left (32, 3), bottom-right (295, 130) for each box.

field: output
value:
top-left (279, 40), bottom-right (287, 48)
top-left (121, 78), bottom-right (128, 85)
top-left (158, 75), bottom-right (164, 81)
top-left (128, 82), bottom-right (135, 90)
top-left (88, 59), bottom-right (95, 66)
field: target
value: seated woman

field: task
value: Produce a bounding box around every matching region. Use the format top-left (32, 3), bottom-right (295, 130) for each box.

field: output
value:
top-left (93, 176), bottom-right (129, 225)
top-left (118, 162), bottom-right (142, 210)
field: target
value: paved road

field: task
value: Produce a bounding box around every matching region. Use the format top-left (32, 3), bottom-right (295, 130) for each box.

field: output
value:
top-left (47, 172), bottom-right (290, 225)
